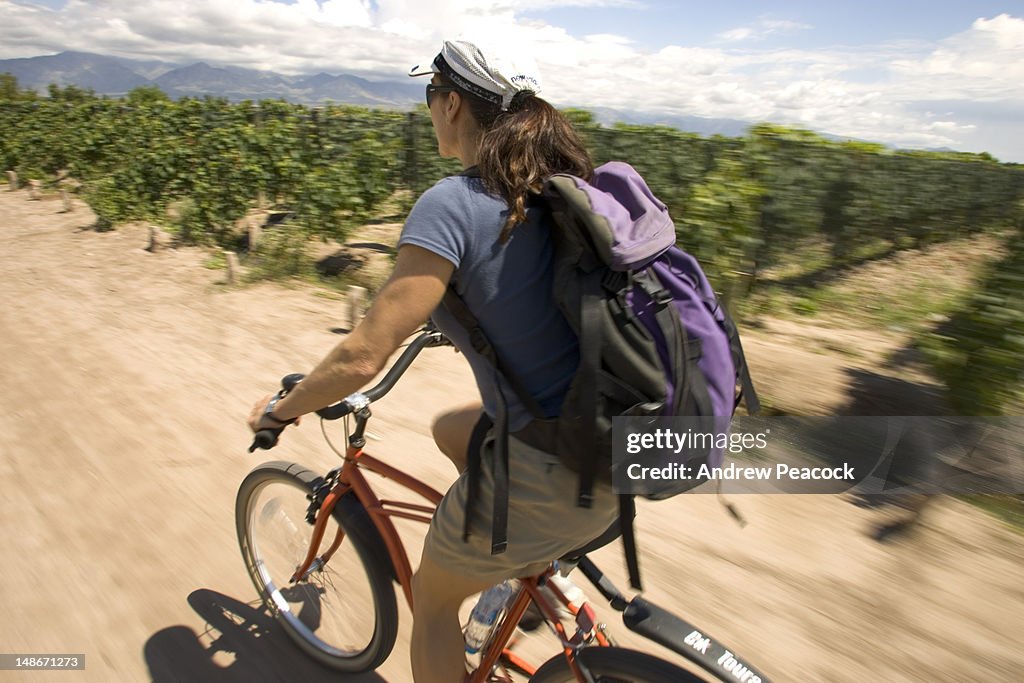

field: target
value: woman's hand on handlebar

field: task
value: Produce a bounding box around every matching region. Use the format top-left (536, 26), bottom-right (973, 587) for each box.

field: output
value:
top-left (248, 393), bottom-right (302, 433)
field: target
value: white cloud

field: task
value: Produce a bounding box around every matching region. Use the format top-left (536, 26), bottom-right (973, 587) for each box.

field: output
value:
top-left (295, 0), bottom-right (374, 28)
top-left (720, 27), bottom-right (754, 42)
top-left (717, 17), bottom-right (812, 43)
top-left (890, 13), bottom-right (1024, 99)
top-left (1, 2), bottom-right (1022, 159)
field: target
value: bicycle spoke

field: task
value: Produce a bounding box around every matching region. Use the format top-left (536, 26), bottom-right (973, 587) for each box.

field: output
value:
top-left (243, 473), bottom-right (385, 659)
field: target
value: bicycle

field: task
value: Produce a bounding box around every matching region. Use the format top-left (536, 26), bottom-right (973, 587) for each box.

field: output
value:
top-left (237, 325), bottom-right (774, 682)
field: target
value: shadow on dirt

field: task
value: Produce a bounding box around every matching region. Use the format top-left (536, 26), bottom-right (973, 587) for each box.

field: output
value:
top-left (834, 354), bottom-right (948, 541)
top-left (144, 589), bottom-right (386, 682)
top-left (832, 345), bottom-right (1024, 541)
top-left (840, 367), bottom-right (946, 418)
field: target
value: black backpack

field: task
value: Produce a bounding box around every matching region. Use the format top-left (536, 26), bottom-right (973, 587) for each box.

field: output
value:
top-left (446, 163), bottom-right (758, 588)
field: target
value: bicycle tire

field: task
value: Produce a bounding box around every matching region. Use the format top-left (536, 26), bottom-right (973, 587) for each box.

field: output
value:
top-left (529, 646), bottom-right (703, 683)
top-left (236, 461), bottom-right (398, 672)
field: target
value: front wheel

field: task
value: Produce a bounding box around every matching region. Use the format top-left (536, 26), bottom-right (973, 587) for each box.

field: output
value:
top-left (530, 647), bottom-right (703, 682)
top-left (236, 461), bottom-right (398, 672)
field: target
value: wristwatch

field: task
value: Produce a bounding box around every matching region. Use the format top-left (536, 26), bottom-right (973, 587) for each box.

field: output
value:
top-left (263, 394), bottom-right (295, 426)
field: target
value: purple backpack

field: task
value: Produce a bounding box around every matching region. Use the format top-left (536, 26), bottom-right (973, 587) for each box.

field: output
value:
top-left (541, 162), bottom-right (759, 497)
top-left (444, 162), bottom-right (759, 587)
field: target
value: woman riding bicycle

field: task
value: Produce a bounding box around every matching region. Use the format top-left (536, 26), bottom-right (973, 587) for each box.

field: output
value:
top-left (248, 38), bottom-right (618, 683)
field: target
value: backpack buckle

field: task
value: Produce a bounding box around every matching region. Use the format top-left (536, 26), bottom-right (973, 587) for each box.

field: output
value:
top-left (468, 328), bottom-right (498, 364)
top-left (651, 288), bottom-right (672, 305)
top-left (601, 269), bottom-right (627, 292)
top-left (633, 269), bottom-right (672, 305)
top-left (624, 401), bottom-right (664, 417)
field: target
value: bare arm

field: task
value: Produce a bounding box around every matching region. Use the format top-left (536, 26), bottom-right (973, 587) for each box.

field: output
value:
top-left (249, 244), bottom-right (454, 427)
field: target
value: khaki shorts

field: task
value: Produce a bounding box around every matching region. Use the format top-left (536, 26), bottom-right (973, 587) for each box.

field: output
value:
top-left (423, 432), bottom-right (620, 585)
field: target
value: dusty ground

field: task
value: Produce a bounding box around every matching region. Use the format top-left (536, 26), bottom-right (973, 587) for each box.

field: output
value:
top-left (1, 187), bottom-right (1022, 682)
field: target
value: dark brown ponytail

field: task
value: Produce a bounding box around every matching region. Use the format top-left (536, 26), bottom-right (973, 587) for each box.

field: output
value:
top-left (440, 76), bottom-right (593, 241)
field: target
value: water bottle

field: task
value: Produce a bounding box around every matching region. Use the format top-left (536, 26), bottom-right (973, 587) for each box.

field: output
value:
top-left (548, 570), bottom-right (586, 609)
top-left (463, 580), bottom-right (516, 654)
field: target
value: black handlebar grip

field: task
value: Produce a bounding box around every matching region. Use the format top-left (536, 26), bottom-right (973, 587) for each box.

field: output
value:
top-left (247, 374), bottom-right (305, 452)
top-left (249, 427), bottom-right (283, 452)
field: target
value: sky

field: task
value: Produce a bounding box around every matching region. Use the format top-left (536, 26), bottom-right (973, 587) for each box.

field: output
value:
top-left (2, 0), bottom-right (1023, 161)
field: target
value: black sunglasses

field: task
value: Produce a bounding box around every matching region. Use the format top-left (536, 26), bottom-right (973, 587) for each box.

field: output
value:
top-left (425, 84), bottom-right (456, 106)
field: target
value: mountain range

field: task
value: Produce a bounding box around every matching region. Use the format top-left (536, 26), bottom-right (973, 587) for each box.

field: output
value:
top-left (0, 51), bottom-right (427, 109)
top-left (0, 50), bottom-right (760, 138)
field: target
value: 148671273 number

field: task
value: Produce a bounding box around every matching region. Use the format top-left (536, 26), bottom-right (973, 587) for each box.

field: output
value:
top-left (0, 655), bottom-right (85, 670)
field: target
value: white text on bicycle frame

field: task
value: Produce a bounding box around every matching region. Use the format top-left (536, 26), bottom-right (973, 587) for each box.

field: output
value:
top-left (718, 649), bottom-right (761, 683)
top-left (684, 630), bottom-right (711, 655)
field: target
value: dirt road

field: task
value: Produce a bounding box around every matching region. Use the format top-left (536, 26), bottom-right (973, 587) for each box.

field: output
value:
top-left (1, 188), bottom-right (1021, 682)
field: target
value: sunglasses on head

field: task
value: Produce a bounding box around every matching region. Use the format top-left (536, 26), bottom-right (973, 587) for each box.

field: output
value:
top-left (425, 84), bottom-right (456, 106)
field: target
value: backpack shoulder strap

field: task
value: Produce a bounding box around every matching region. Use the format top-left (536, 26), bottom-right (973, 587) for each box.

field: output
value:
top-left (576, 269), bottom-right (603, 509)
top-left (441, 286), bottom-right (546, 556)
top-left (441, 287), bottom-right (546, 419)
top-left (717, 305), bottom-right (760, 414)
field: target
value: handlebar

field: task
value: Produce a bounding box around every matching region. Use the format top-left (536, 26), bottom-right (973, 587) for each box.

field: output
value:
top-left (249, 326), bottom-right (452, 452)
top-left (319, 327), bottom-right (451, 418)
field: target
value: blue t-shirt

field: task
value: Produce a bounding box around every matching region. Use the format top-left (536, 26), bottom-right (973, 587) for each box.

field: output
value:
top-left (398, 174), bottom-right (579, 430)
